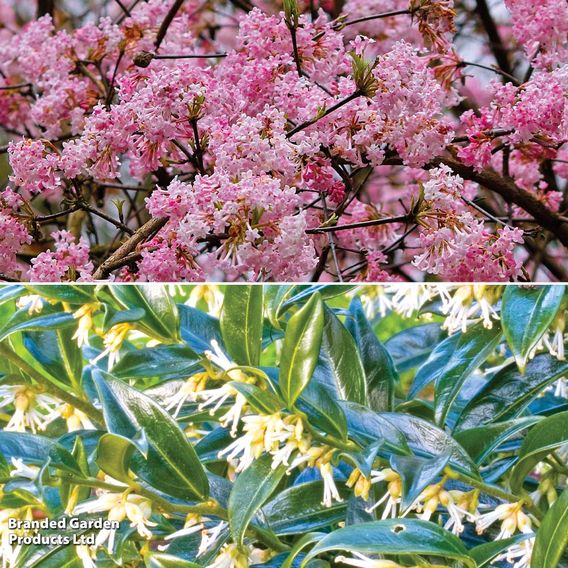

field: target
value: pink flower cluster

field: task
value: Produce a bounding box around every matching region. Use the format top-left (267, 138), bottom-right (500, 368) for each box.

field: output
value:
top-left (0, 0), bottom-right (566, 281)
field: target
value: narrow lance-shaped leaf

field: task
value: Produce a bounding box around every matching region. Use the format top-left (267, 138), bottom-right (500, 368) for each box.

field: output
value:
top-left (301, 519), bottom-right (476, 568)
top-left (510, 411), bottom-right (568, 494)
top-left (532, 487), bottom-right (568, 568)
top-left (220, 285), bottom-right (263, 366)
top-left (228, 453), bottom-right (287, 546)
top-left (501, 285), bottom-right (565, 372)
top-left (346, 297), bottom-right (396, 411)
top-left (93, 370), bottom-right (209, 500)
top-left (279, 293), bottom-right (325, 406)
top-left (318, 305), bottom-right (367, 405)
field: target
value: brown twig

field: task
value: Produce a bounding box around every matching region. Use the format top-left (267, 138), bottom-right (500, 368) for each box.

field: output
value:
top-left (93, 216), bottom-right (168, 279)
top-left (155, 0), bottom-right (186, 50)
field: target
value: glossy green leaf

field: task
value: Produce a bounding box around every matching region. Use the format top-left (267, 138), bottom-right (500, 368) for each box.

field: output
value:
top-left (0, 309), bottom-right (75, 342)
top-left (385, 323), bottom-right (444, 372)
top-left (228, 453), bottom-right (287, 546)
top-left (221, 285), bottom-right (263, 366)
top-left (532, 487), bottom-right (568, 568)
top-left (510, 411), bottom-right (568, 493)
top-left (263, 481), bottom-right (347, 535)
top-left (299, 379), bottom-right (348, 441)
top-left (26, 284), bottom-right (96, 304)
top-left (318, 305), bottom-right (367, 405)
top-left (265, 285), bottom-right (297, 330)
top-left (454, 417), bottom-right (542, 464)
top-left (281, 533), bottom-right (325, 568)
top-left (502, 285), bottom-right (565, 372)
top-left (0, 432), bottom-right (81, 475)
top-left (346, 297), bottom-right (396, 411)
top-left (111, 285), bottom-right (180, 343)
top-left (279, 293), bottom-right (324, 406)
top-left (432, 323), bottom-right (501, 425)
top-left (112, 344), bottom-right (200, 380)
top-left (301, 519), bottom-right (475, 567)
top-left (456, 354), bottom-right (568, 430)
top-left (15, 543), bottom-right (82, 568)
top-left (93, 370), bottom-right (209, 500)
top-left (178, 304), bottom-right (224, 352)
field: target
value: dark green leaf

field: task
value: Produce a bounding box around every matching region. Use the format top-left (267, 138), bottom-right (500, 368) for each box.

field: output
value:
top-left (502, 285), bottom-right (565, 372)
top-left (93, 370), bottom-right (209, 500)
top-left (532, 487), bottom-right (568, 568)
top-left (26, 285), bottom-right (96, 304)
top-left (112, 344), bottom-right (200, 380)
top-left (221, 285), bottom-right (263, 366)
top-left (178, 304), bottom-right (224, 353)
top-left (279, 293), bottom-right (324, 406)
top-left (301, 519), bottom-right (475, 567)
top-left (385, 323), bottom-right (444, 372)
top-left (346, 298), bottom-right (396, 411)
top-left (510, 411), bottom-right (568, 493)
top-left (96, 433), bottom-right (138, 483)
top-left (456, 354), bottom-right (568, 430)
top-left (0, 310), bottom-right (75, 342)
top-left (0, 432), bottom-right (81, 475)
top-left (454, 417), bottom-right (542, 464)
top-left (228, 454), bottom-right (287, 546)
top-left (263, 481), bottom-right (347, 535)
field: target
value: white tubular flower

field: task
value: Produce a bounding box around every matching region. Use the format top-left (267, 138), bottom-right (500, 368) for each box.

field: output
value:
top-left (75, 544), bottom-right (97, 568)
top-left (72, 304), bottom-right (99, 347)
top-left (359, 286), bottom-right (393, 318)
top-left (74, 489), bottom-right (154, 553)
top-left (43, 403), bottom-right (95, 432)
top-left (205, 543), bottom-right (264, 568)
top-left (164, 372), bottom-right (209, 417)
top-left (346, 468), bottom-right (372, 502)
top-left (320, 461), bottom-right (343, 508)
top-left (496, 537), bottom-right (535, 568)
top-left (10, 458), bottom-right (39, 481)
top-left (334, 553), bottom-right (404, 567)
top-left (16, 295), bottom-right (44, 315)
top-left (0, 385), bottom-right (58, 433)
top-left (197, 521), bottom-right (228, 557)
top-left (442, 490), bottom-right (480, 535)
top-left (366, 469), bottom-right (402, 519)
top-left (187, 285), bottom-right (224, 317)
top-left (476, 502), bottom-right (532, 540)
top-left (162, 514), bottom-right (205, 545)
top-left (91, 323), bottom-right (133, 370)
top-left (389, 285), bottom-right (434, 318)
top-left (440, 285), bottom-right (499, 334)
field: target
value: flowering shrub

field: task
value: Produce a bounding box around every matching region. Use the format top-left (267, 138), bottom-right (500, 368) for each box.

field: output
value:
top-left (0, 0), bottom-right (567, 281)
top-left (0, 282), bottom-right (566, 567)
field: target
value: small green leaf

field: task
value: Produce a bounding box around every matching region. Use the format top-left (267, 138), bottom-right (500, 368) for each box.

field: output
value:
top-left (532, 487), bottom-right (568, 568)
top-left (26, 284), bottom-right (96, 304)
top-left (346, 298), bottom-right (396, 411)
top-left (510, 411), bottom-right (568, 493)
top-left (220, 285), bottom-right (263, 366)
top-left (228, 454), bottom-right (287, 546)
top-left (502, 285), bottom-right (565, 372)
top-left (301, 519), bottom-right (475, 567)
top-left (281, 533), bottom-right (325, 568)
top-left (279, 293), bottom-right (325, 406)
